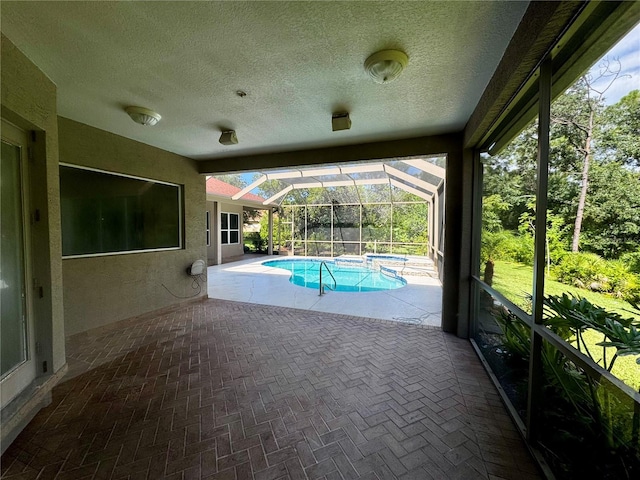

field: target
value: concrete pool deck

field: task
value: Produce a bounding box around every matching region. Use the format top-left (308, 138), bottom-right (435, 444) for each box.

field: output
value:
top-left (207, 255), bottom-right (443, 326)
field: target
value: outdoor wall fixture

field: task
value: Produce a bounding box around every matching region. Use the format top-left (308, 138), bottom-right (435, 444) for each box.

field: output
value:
top-left (219, 130), bottom-right (239, 145)
top-left (364, 49), bottom-right (408, 84)
top-left (124, 106), bottom-right (162, 126)
top-left (332, 112), bottom-right (351, 131)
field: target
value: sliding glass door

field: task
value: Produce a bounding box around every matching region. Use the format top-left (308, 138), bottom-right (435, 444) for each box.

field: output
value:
top-left (1, 120), bottom-right (35, 407)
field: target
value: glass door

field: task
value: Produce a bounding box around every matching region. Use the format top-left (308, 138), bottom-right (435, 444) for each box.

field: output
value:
top-left (1, 120), bottom-right (35, 407)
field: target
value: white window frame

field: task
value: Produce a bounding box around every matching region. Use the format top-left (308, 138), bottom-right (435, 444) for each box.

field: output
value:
top-left (221, 212), bottom-right (240, 245)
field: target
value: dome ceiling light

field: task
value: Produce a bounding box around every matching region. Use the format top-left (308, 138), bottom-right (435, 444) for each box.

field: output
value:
top-left (364, 49), bottom-right (409, 84)
top-left (124, 106), bottom-right (162, 126)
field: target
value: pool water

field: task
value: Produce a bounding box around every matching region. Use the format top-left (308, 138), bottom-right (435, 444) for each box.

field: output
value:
top-left (262, 259), bottom-right (406, 292)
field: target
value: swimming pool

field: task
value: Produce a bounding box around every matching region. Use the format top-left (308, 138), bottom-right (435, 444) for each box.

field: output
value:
top-left (262, 258), bottom-right (406, 292)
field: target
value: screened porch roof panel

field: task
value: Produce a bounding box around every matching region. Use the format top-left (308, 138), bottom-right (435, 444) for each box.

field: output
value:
top-left (226, 157), bottom-right (446, 207)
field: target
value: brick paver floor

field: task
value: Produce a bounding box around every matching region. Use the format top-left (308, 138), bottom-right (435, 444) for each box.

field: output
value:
top-left (1, 299), bottom-right (541, 479)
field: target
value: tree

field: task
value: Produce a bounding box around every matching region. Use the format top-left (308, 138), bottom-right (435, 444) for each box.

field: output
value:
top-left (600, 90), bottom-right (640, 166)
top-left (213, 173), bottom-right (247, 188)
top-left (482, 124), bottom-right (538, 230)
top-left (550, 61), bottom-right (623, 252)
top-left (580, 162), bottom-right (640, 257)
top-left (480, 194), bottom-right (511, 285)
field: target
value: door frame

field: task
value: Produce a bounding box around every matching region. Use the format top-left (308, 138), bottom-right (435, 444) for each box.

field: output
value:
top-left (1, 119), bottom-right (36, 407)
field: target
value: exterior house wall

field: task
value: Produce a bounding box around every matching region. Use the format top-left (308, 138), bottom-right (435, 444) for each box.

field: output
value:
top-left (205, 200), bottom-right (219, 265)
top-left (1, 34), bottom-right (65, 453)
top-left (58, 117), bottom-right (207, 335)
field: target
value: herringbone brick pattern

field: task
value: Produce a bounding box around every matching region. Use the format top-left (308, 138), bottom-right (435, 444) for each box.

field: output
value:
top-left (1, 299), bottom-right (540, 479)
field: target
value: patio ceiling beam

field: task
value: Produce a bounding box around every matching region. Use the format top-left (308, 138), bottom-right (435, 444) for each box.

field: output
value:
top-left (232, 175), bottom-right (267, 200)
top-left (384, 165), bottom-right (438, 194)
top-left (389, 179), bottom-right (433, 201)
top-left (401, 159), bottom-right (445, 179)
top-left (198, 133), bottom-right (457, 174)
top-left (263, 185), bottom-right (293, 204)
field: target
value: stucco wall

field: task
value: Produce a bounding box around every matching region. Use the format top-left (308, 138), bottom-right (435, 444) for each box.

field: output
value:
top-left (206, 200), bottom-right (218, 264)
top-left (1, 34), bottom-right (64, 373)
top-left (58, 117), bottom-right (207, 335)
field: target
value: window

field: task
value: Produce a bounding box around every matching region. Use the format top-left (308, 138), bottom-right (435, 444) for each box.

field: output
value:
top-left (470, 13), bottom-right (640, 480)
top-left (221, 212), bottom-right (239, 245)
top-left (206, 211), bottom-right (211, 246)
top-left (60, 164), bottom-right (182, 257)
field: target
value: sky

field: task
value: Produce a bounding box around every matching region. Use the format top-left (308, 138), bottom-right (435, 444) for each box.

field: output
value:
top-left (590, 22), bottom-right (640, 105)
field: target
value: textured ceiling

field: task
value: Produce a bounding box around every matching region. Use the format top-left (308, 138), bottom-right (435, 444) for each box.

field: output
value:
top-left (1, 1), bottom-right (529, 161)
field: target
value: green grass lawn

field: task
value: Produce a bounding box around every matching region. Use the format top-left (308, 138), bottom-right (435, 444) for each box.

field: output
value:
top-left (491, 260), bottom-right (640, 390)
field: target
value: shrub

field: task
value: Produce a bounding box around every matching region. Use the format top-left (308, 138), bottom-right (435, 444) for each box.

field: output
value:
top-left (554, 252), bottom-right (606, 289)
top-left (554, 252), bottom-right (640, 299)
top-left (623, 281), bottom-right (640, 309)
top-left (245, 232), bottom-right (266, 253)
top-left (481, 229), bottom-right (534, 265)
top-left (494, 294), bottom-right (640, 478)
top-left (620, 251), bottom-right (640, 274)
top-left (506, 233), bottom-right (534, 265)
top-left (603, 260), bottom-right (638, 299)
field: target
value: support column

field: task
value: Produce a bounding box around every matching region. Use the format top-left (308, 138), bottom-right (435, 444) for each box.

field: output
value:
top-left (213, 201), bottom-right (222, 265)
top-left (428, 199), bottom-right (433, 257)
top-left (433, 195), bottom-right (439, 254)
top-left (527, 58), bottom-right (552, 443)
top-left (359, 204), bottom-right (362, 256)
top-left (390, 203), bottom-right (393, 254)
top-left (330, 204), bottom-right (334, 258)
top-left (267, 208), bottom-right (273, 255)
top-left (441, 135), bottom-right (473, 336)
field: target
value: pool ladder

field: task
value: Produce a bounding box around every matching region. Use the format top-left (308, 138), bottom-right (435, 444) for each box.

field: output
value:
top-left (319, 261), bottom-right (337, 296)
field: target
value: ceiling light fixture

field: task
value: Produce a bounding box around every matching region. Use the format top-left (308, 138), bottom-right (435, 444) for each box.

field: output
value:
top-left (219, 130), bottom-right (238, 145)
top-left (364, 49), bottom-right (408, 84)
top-left (124, 106), bottom-right (162, 126)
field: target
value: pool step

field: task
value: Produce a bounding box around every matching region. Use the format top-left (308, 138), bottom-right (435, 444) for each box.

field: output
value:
top-left (335, 255), bottom-right (439, 278)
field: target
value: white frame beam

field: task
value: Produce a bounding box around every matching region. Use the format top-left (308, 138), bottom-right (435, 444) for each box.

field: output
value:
top-left (384, 165), bottom-right (437, 195)
top-left (232, 161), bottom-right (443, 206)
top-left (401, 159), bottom-right (446, 179)
top-left (232, 175), bottom-right (267, 200)
top-left (263, 185), bottom-right (293, 204)
top-left (389, 179), bottom-right (432, 201)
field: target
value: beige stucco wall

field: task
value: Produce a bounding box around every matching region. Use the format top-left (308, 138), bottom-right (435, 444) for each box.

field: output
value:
top-left (205, 200), bottom-right (218, 264)
top-left (1, 34), bottom-right (65, 373)
top-left (58, 117), bottom-right (207, 335)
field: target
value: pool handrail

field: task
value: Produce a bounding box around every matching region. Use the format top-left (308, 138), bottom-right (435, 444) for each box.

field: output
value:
top-left (319, 261), bottom-right (337, 296)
